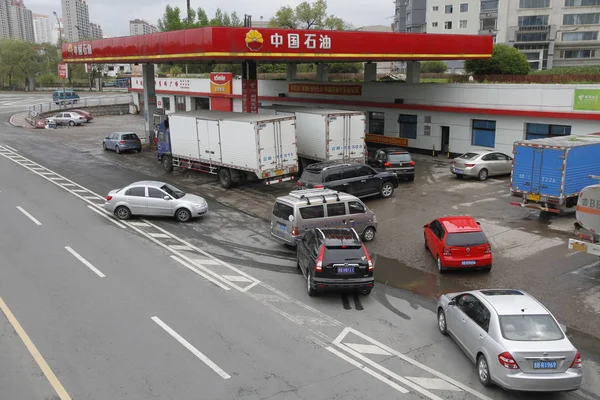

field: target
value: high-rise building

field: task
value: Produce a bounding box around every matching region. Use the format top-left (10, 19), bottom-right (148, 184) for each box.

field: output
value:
top-left (129, 19), bottom-right (158, 36)
top-left (33, 13), bottom-right (52, 43)
top-left (61, 0), bottom-right (90, 41)
top-left (0, 0), bottom-right (34, 41)
top-left (89, 22), bottom-right (102, 38)
top-left (0, 0), bottom-right (10, 38)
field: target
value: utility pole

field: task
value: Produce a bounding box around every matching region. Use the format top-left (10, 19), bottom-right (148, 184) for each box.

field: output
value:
top-left (53, 11), bottom-right (66, 106)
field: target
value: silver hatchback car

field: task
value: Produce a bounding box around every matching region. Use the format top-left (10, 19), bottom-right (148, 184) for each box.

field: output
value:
top-left (437, 289), bottom-right (583, 392)
top-left (450, 151), bottom-right (513, 181)
top-left (104, 181), bottom-right (208, 222)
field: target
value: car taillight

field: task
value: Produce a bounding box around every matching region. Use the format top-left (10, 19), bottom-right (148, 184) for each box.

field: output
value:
top-left (443, 246), bottom-right (451, 256)
top-left (291, 226), bottom-right (300, 236)
top-left (106, 195), bottom-right (112, 201)
top-left (498, 352), bottom-right (520, 370)
top-left (570, 351), bottom-right (582, 369)
top-left (408, 161), bottom-right (416, 166)
top-left (452, 161), bottom-right (456, 165)
top-left (465, 163), bottom-right (476, 167)
top-left (120, 140), bottom-right (126, 144)
top-left (484, 244), bottom-right (492, 254)
top-left (314, 185), bottom-right (324, 189)
top-left (362, 244), bottom-right (373, 272)
top-left (315, 245), bottom-right (326, 272)
top-left (384, 162), bottom-right (391, 167)
top-left (297, 180), bottom-right (302, 187)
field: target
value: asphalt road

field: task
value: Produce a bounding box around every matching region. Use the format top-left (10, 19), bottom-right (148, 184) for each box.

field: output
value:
top-left (1, 93), bottom-right (600, 400)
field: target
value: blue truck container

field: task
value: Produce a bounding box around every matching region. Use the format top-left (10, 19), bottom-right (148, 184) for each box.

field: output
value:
top-left (510, 133), bottom-right (600, 214)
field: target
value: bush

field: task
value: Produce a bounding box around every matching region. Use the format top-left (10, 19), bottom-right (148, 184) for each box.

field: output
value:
top-left (37, 72), bottom-right (58, 86)
top-left (531, 65), bottom-right (600, 75)
top-left (465, 44), bottom-right (530, 75)
top-left (421, 61), bottom-right (448, 73)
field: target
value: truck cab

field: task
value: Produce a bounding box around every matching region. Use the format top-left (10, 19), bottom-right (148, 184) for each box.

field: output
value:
top-left (154, 114), bottom-right (171, 166)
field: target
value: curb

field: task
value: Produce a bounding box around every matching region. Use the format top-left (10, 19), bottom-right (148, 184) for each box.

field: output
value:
top-left (8, 114), bottom-right (29, 128)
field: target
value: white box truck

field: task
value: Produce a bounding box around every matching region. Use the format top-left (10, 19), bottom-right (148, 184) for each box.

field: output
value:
top-left (260, 106), bottom-right (366, 168)
top-left (157, 110), bottom-right (298, 189)
top-left (568, 176), bottom-right (600, 257)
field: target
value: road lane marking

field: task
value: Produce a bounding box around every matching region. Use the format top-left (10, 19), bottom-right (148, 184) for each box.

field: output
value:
top-left (325, 346), bottom-right (409, 394)
top-left (151, 316), bottom-right (231, 380)
top-left (64, 246), bottom-right (106, 278)
top-left (16, 206), bottom-right (42, 226)
top-left (170, 255), bottom-right (231, 290)
top-left (406, 377), bottom-right (461, 391)
top-left (3, 145), bottom-right (18, 152)
top-left (86, 206), bottom-right (127, 229)
top-left (0, 297), bottom-right (72, 400)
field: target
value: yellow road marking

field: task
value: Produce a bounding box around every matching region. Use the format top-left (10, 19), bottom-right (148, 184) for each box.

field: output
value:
top-left (0, 297), bottom-right (72, 400)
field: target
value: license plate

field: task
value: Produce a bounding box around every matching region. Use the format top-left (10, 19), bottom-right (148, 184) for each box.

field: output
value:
top-left (455, 169), bottom-right (463, 174)
top-left (277, 223), bottom-right (287, 231)
top-left (462, 260), bottom-right (477, 266)
top-left (528, 194), bottom-right (541, 201)
top-left (572, 242), bottom-right (588, 252)
top-left (275, 169), bottom-right (283, 176)
top-left (337, 267), bottom-right (354, 274)
top-left (533, 361), bottom-right (557, 369)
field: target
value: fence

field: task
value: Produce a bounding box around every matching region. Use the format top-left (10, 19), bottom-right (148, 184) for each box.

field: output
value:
top-left (28, 94), bottom-right (134, 119)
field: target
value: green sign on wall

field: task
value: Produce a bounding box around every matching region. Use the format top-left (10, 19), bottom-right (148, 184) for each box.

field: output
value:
top-left (573, 89), bottom-right (600, 111)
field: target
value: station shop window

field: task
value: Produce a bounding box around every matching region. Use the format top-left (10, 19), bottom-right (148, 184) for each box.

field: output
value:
top-left (471, 119), bottom-right (496, 148)
top-left (398, 114), bottom-right (418, 139)
top-left (368, 112), bottom-right (385, 135)
top-left (175, 96), bottom-right (186, 111)
top-left (161, 97), bottom-right (171, 111)
top-left (525, 123), bottom-right (571, 140)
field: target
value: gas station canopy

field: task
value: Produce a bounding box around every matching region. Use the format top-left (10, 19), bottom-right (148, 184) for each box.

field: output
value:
top-left (61, 26), bottom-right (493, 64)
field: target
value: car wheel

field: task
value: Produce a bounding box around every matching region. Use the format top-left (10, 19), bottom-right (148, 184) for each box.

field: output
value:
top-left (456, 174), bottom-right (464, 179)
top-left (437, 309), bottom-right (448, 335)
top-left (478, 168), bottom-right (489, 181)
top-left (175, 208), bottom-right (191, 222)
top-left (102, 142), bottom-right (107, 151)
top-left (437, 256), bottom-right (447, 274)
top-left (380, 182), bottom-right (394, 198)
top-left (115, 145), bottom-right (121, 154)
top-left (68, 120), bottom-right (75, 126)
top-left (162, 155), bottom-right (173, 172)
top-left (477, 354), bottom-right (492, 387)
top-left (307, 272), bottom-right (317, 297)
top-left (114, 206), bottom-right (131, 220)
top-left (219, 168), bottom-right (232, 189)
top-left (362, 226), bottom-right (376, 242)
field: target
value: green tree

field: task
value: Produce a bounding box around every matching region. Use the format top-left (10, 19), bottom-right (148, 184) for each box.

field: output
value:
top-left (465, 44), bottom-right (531, 76)
top-left (421, 61), bottom-right (448, 73)
top-left (0, 39), bottom-right (45, 89)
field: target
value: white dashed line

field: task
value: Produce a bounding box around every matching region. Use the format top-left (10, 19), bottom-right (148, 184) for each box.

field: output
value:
top-left (16, 206), bottom-right (42, 226)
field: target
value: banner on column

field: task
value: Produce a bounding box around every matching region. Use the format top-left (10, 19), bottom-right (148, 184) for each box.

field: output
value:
top-left (242, 79), bottom-right (259, 113)
top-left (210, 72), bottom-right (233, 111)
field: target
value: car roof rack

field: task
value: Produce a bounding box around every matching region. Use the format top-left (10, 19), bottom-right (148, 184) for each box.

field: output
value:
top-left (289, 189), bottom-right (341, 205)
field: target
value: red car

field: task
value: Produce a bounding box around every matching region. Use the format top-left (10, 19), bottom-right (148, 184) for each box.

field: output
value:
top-left (423, 216), bottom-right (492, 273)
top-left (72, 109), bottom-right (93, 122)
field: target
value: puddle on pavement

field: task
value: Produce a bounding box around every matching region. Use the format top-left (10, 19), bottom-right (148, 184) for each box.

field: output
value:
top-left (372, 254), bottom-right (470, 299)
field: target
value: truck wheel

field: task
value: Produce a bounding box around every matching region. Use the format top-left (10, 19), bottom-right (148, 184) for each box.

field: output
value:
top-left (162, 156), bottom-right (173, 172)
top-left (219, 168), bottom-right (232, 189)
top-left (230, 169), bottom-right (241, 183)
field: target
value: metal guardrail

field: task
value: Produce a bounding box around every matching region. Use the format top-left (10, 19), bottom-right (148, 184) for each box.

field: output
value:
top-left (27, 94), bottom-right (134, 119)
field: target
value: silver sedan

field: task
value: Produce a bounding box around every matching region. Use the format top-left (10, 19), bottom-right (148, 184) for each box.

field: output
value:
top-left (450, 151), bottom-right (513, 181)
top-left (104, 180), bottom-right (208, 222)
top-left (437, 289), bottom-right (583, 393)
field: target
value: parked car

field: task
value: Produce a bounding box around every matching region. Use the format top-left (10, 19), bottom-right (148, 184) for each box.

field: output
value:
top-left (103, 132), bottom-right (142, 154)
top-left (368, 147), bottom-right (415, 181)
top-left (50, 111), bottom-right (86, 126)
top-left (450, 151), bottom-right (513, 181)
top-left (296, 227), bottom-right (375, 296)
top-left (271, 189), bottom-right (378, 246)
top-left (298, 161), bottom-right (399, 199)
top-left (104, 180), bottom-right (208, 222)
top-left (72, 109), bottom-right (93, 122)
top-left (424, 215), bottom-right (492, 273)
top-left (436, 289), bottom-right (583, 392)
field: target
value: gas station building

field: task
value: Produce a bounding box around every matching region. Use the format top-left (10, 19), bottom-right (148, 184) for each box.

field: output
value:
top-left (62, 26), bottom-right (600, 156)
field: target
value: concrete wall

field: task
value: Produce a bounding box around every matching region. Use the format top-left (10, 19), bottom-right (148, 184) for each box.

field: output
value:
top-left (32, 104), bottom-right (131, 125)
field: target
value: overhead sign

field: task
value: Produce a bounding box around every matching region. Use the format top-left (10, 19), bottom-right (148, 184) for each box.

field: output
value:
top-left (573, 89), bottom-right (600, 111)
top-left (209, 72), bottom-right (233, 94)
top-left (66, 42), bottom-right (92, 57)
top-left (245, 29), bottom-right (332, 52)
top-left (365, 134), bottom-right (409, 147)
top-left (288, 84), bottom-right (362, 96)
top-left (58, 63), bottom-right (68, 79)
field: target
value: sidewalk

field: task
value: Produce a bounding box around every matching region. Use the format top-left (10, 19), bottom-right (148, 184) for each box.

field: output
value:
top-left (8, 112), bottom-right (33, 128)
top-left (410, 152), bottom-right (453, 165)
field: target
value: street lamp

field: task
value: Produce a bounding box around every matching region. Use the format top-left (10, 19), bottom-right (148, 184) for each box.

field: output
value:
top-left (53, 11), bottom-right (67, 105)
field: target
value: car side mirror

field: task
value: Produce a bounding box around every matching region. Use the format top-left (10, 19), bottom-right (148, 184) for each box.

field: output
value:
top-left (163, 196), bottom-right (171, 201)
top-left (423, 224), bottom-right (429, 228)
top-left (476, 221), bottom-right (481, 225)
top-left (448, 301), bottom-right (455, 307)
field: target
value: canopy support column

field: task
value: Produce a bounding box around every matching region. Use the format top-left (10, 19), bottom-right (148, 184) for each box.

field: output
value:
top-left (241, 60), bottom-right (258, 113)
top-left (286, 63), bottom-right (297, 81)
top-left (406, 61), bottom-right (421, 84)
top-left (364, 62), bottom-right (377, 82)
top-left (142, 63), bottom-right (157, 144)
top-left (316, 63), bottom-right (329, 82)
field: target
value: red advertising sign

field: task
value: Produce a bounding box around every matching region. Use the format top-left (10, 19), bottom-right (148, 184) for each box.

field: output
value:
top-left (289, 83), bottom-right (362, 96)
top-left (365, 134), bottom-right (409, 147)
top-left (58, 62), bottom-right (68, 79)
top-left (242, 79), bottom-right (259, 113)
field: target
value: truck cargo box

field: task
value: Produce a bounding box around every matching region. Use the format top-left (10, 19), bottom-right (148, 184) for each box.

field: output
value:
top-left (568, 181), bottom-right (600, 256)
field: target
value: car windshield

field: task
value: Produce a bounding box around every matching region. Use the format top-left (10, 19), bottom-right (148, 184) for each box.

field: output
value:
top-left (300, 169), bottom-right (322, 184)
top-left (161, 183), bottom-right (185, 199)
top-left (323, 246), bottom-right (366, 265)
top-left (121, 134), bottom-right (138, 140)
top-left (446, 232), bottom-right (488, 246)
top-left (499, 314), bottom-right (564, 341)
top-left (458, 153), bottom-right (480, 160)
top-left (272, 201), bottom-right (293, 220)
top-left (388, 153), bottom-right (412, 162)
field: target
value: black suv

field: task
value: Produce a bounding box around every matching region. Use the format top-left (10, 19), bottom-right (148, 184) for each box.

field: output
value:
top-left (298, 161), bottom-right (399, 199)
top-left (296, 228), bottom-right (374, 296)
top-left (368, 147), bottom-right (415, 181)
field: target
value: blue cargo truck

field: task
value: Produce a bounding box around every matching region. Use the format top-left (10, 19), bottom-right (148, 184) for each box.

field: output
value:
top-left (510, 133), bottom-right (600, 214)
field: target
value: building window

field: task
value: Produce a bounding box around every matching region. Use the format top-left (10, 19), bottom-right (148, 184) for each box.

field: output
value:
top-left (562, 31), bottom-right (598, 41)
top-left (561, 49), bottom-right (595, 58)
top-left (174, 96), bottom-right (186, 111)
top-left (519, 0), bottom-right (550, 8)
top-left (518, 15), bottom-right (549, 26)
top-left (432, 22), bottom-right (439, 27)
top-left (471, 120), bottom-right (496, 148)
top-left (368, 112), bottom-right (385, 135)
top-left (432, 6), bottom-right (439, 11)
top-left (563, 13), bottom-right (600, 25)
top-left (460, 3), bottom-right (469, 12)
top-left (161, 97), bottom-right (171, 110)
top-left (516, 32), bottom-right (548, 41)
top-left (481, 0), bottom-right (499, 10)
top-left (525, 123), bottom-right (571, 140)
top-left (460, 20), bottom-right (468, 28)
top-left (445, 5), bottom-right (453, 13)
top-left (445, 21), bottom-right (453, 29)
top-left (481, 18), bottom-right (497, 30)
top-left (398, 114), bottom-right (418, 139)
top-left (565, 0), bottom-right (600, 6)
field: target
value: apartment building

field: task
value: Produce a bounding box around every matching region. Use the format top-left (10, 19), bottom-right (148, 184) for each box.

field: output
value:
top-left (33, 13), bottom-right (52, 43)
top-left (427, 0), bottom-right (480, 35)
top-left (89, 22), bottom-right (102, 38)
top-left (61, 0), bottom-right (90, 41)
top-left (129, 19), bottom-right (158, 36)
top-left (0, 0), bottom-right (34, 41)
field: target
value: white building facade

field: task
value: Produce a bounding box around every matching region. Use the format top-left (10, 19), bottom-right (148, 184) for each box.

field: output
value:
top-left (61, 0), bottom-right (89, 41)
top-left (33, 13), bottom-right (52, 43)
top-left (426, 0), bottom-right (480, 35)
top-left (89, 22), bottom-right (102, 38)
top-left (0, 0), bottom-right (34, 41)
top-left (129, 77), bottom-right (600, 156)
top-left (129, 19), bottom-right (158, 36)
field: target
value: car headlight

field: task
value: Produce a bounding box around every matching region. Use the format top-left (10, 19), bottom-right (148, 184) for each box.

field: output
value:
top-left (192, 202), bottom-right (205, 208)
